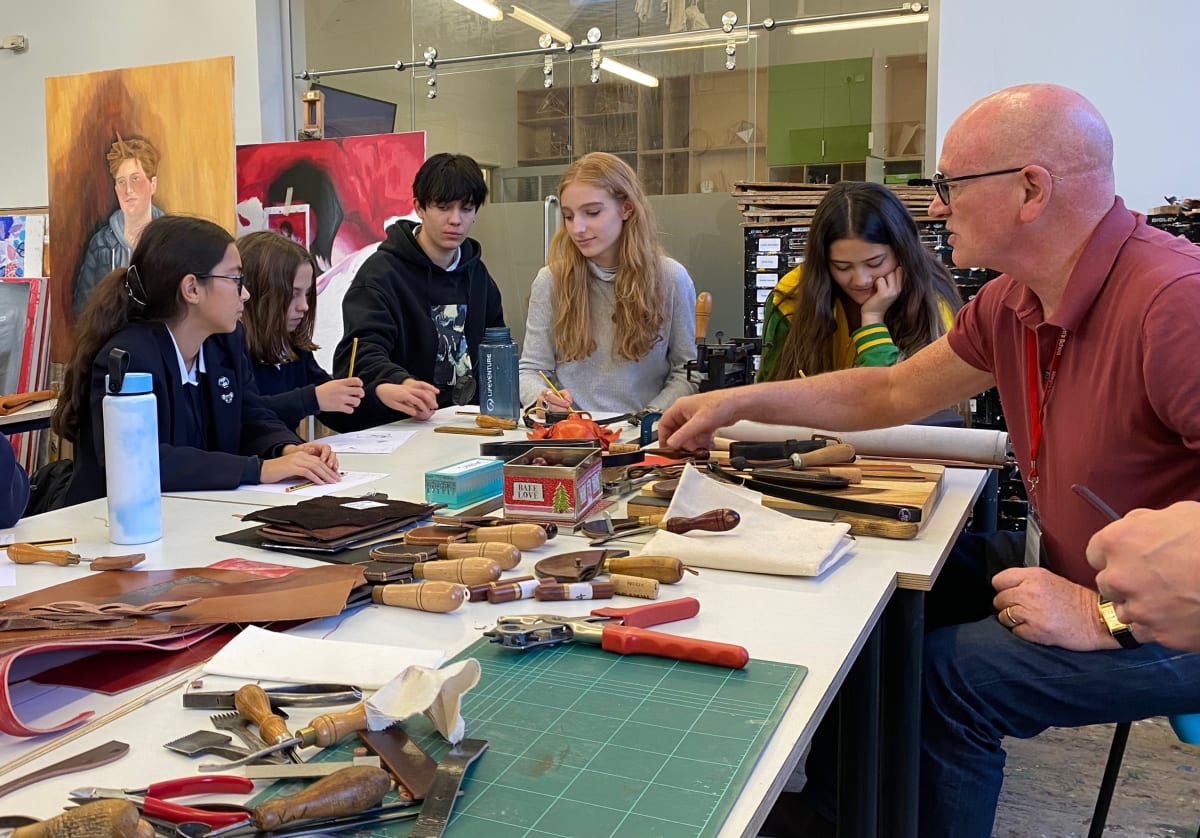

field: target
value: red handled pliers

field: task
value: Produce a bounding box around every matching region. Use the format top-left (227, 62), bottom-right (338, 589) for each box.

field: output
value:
top-left (68, 775), bottom-right (253, 828)
top-left (485, 597), bottom-right (750, 668)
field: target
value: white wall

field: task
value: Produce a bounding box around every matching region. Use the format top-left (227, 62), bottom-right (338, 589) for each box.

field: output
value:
top-left (935, 0), bottom-right (1200, 213)
top-left (0, 0), bottom-right (270, 208)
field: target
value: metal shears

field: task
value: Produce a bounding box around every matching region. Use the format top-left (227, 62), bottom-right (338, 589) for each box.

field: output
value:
top-left (484, 597), bottom-right (749, 669)
top-left (68, 775), bottom-right (254, 829)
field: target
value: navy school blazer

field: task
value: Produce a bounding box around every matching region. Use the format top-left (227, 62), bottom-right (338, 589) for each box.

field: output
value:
top-left (65, 322), bottom-right (301, 505)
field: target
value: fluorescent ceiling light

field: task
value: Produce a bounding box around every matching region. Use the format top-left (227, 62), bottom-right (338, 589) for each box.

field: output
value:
top-left (789, 12), bottom-right (928, 35)
top-left (509, 5), bottom-right (573, 44)
top-left (451, 0), bottom-right (504, 22)
top-left (599, 57), bottom-right (659, 88)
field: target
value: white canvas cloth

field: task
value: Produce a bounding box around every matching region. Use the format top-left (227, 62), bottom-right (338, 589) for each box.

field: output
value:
top-left (641, 465), bottom-right (855, 576)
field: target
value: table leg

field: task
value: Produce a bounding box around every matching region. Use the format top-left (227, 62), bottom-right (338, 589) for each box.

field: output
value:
top-left (880, 588), bottom-right (925, 838)
top-left (837, 621), bottom-right (880, 838)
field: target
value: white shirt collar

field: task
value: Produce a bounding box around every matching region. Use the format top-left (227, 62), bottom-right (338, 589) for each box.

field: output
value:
top-left (166, 329), bottom-right (206, 386)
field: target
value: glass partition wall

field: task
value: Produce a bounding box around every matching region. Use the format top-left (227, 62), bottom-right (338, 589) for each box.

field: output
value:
top-left (294, 0), bottom-right (933, 344)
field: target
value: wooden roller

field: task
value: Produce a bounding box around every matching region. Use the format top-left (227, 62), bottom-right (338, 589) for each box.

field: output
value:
top-left (662, 509), bottom-right (740, 534)
top-left (792, 443), bottom-right (856, 468)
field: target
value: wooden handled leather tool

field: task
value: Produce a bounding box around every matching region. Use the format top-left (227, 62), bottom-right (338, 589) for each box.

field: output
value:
top-left (474, 415), bottom-right (517, 430)
top-left (203, 704), bottom-right (380, 771)
top-left (534, 550), bottom-right (691, 584)
top-left (8, 799), bottom-right (152, 838)
top-left (404, 523), bottom-right (546, 551)
top-left (6, 543), bottom-right (145, 570)
top-left (587, 509), bottom-right (740, 546)
top-left (235, 684), bottom-right (292, 746)
top-left (371, 580), bottom-right (467, 612)
top-left (433, 426), bottom-right (503, 436)
top-left (250, 765), bottom-right (391, 831)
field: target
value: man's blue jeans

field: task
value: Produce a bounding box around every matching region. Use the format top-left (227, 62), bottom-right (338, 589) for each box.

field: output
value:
top-left (920, 532), bottom-right (1200, 837)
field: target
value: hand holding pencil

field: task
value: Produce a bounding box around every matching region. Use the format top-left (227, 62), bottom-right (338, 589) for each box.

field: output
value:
top-left (261, 442), bottom-right (342, 488)
top-left (318, 337), bottom-right (365, 414)
top-left (536, 370), bottom-right (575, 414)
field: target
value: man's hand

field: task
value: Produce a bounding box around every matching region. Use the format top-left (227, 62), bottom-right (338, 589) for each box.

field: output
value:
top-left (860, 267), bottom-right (904, 325)
top-left (316, 377), bottom-right (365, 413)
top-left (1086, 501), bottom-right (1200, 652)
top-left (377, 378), bottom-right (440, 420)
top-left (992, 567), bottom-right (1117, 651)
top-left (658, 389), bottom-right (744, 451)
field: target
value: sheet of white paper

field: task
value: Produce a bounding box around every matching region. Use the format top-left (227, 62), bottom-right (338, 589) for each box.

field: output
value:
top-left (321, 429), bottom-right (416, 454)
top-left (239, 471), bottom-right (387, 497)
top-left (203, 625), bottom-right (445, 689)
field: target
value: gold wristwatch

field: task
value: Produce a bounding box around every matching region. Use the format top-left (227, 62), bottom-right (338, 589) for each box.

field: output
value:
top-left (1098, 597), bottom-right (1141, 649)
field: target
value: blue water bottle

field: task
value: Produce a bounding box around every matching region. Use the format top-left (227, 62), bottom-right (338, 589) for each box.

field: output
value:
top-left (102, 349), bottom-right (162, 544)
top-left (478, 326), bottom-right (520, 421)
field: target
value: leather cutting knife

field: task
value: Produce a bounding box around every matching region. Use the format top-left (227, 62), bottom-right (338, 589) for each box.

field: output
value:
top-left (182, 684), bottom-right (362, 710)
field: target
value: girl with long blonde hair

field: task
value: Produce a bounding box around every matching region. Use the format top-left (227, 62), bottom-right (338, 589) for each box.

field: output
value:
top-left (518, 152), bottom-right (697, 414)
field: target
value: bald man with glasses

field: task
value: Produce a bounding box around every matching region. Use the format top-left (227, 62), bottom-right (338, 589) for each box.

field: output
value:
top-left (662, 83), bottom-right (1200, 837)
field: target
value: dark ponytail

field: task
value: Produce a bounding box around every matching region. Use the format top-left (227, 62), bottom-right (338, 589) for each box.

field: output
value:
top-left (53, 215), bottom-right (233, 441)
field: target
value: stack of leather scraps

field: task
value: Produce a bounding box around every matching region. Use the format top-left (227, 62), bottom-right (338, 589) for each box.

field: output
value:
top-left (241, 496), bottom-right (439, 551)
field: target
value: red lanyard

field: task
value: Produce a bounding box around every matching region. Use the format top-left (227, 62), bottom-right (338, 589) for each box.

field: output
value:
top-left (1025, 327), bottom-right (1069, 500)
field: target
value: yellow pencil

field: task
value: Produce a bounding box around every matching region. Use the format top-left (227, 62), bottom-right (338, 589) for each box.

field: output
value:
top-left (536, 370), bottom-right (571, 408)
top-left (23, 537), bottom-right (77, 548)
top-left (347, 337), bottom-right (359, 378)
top-left (285, 479), bottom-right (317, 493)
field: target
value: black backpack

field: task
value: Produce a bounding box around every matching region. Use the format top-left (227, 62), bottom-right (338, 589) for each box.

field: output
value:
top-left (27, 459), bottom-right (73, 516)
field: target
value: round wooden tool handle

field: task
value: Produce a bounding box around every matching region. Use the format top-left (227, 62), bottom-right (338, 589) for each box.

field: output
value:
top-left (795, 443), bottom-right (856, 467)
top-left (604, 556), bottom-right (685, 584)
top-left (371, 581), bottom-right (466, 612)
top-left (6, 544), bottom-right (78, 566)
top-left (300, 703), bottom-right (371, 748)
top-left (253, 765), bottom-right (390, 830)
top-left (14, 799), bottom-right (150, 838)
top-left (663, 509), bottom-right (741, 534)
top-left (235, 684), bottom-right (292, 745)
top-left (471, 524), bottom-right (546, 550)
top-left (441, 541), bottom-right (521, 570)
top-left (415, 557), bottom-right (501, 585)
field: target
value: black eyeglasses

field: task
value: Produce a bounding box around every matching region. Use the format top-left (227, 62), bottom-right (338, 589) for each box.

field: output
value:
top-left (932, 167), bottom-right (1025, 206)
top-left (197, 273), bottom-right (246, 294)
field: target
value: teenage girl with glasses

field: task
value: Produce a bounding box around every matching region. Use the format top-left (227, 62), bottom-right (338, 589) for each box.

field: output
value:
top-left (54, 215), bottom-right (341, 506)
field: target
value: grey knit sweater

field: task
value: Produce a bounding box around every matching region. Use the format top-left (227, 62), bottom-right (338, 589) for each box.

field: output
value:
top-left (518, 258), bottom-right (698, 414)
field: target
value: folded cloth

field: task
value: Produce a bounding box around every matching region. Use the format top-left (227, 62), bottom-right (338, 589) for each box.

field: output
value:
top-left (366, 659), bottom-right (482, 744)
top-left (0, 389), bottom-right (56, 416)
top-left (642, 464), bottom-right (854, 576)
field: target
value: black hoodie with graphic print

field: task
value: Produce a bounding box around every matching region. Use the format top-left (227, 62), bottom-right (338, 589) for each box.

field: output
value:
top-left (326, 219), bottom-right (505, 432)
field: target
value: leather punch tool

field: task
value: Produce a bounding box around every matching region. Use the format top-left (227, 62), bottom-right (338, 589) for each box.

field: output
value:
top-left (484, 597), bottom-right (749, 669)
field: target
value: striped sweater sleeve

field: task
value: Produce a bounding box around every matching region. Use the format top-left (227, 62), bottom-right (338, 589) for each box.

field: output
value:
top-left (851, 323), bottom-right (900, 367)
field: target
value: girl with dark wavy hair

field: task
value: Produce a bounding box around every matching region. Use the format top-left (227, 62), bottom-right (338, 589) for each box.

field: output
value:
top-left (758, 181), bottom-right (961, 381)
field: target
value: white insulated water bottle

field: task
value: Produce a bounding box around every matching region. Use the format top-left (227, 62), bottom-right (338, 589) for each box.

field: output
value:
top-left (102, 348), bottom-right (162, 544)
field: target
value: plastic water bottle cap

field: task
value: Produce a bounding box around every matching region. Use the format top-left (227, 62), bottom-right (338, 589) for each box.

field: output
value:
top-left (483, 326), bottom-right (513, 342)
top-left (104, 372), bottom-right (153, 396)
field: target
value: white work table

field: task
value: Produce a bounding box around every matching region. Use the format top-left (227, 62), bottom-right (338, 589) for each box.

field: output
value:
top-left (0, 414), bottom-right (987, 837)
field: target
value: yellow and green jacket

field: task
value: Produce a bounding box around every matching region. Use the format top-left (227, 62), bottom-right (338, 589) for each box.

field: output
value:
top-left (757, 265), bottom-right (955, 381)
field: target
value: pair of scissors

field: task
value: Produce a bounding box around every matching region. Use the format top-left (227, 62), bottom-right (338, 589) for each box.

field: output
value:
top-left (68, 775), bottom-right (253, 829)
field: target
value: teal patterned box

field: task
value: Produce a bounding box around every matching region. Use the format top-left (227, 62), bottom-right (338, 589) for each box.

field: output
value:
top-left (424, 457), bottom-right (504, 509)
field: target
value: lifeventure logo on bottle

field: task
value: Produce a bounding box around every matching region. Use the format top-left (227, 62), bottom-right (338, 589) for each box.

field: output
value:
top-left (484, 354), bottom-right (495, 411)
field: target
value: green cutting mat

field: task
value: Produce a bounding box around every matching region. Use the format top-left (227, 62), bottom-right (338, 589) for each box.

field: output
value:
top-left (253, 638), bottom-right (806, 837)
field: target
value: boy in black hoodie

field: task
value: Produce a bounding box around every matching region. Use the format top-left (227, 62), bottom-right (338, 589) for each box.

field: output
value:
top-left (328, 153), bottom-right (506, 431)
